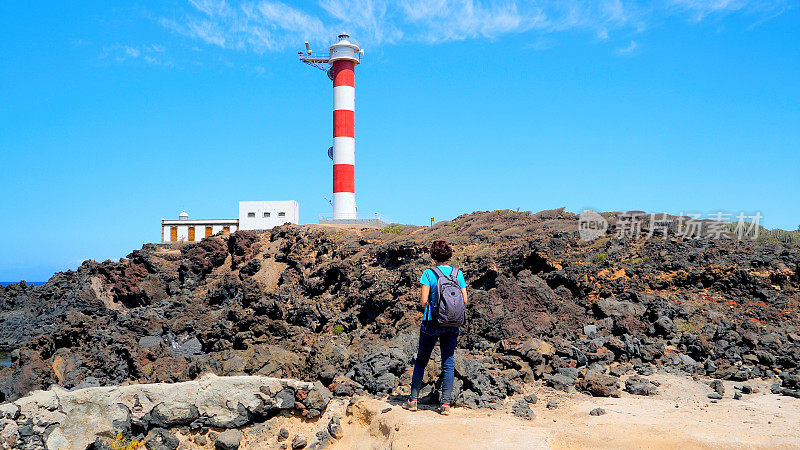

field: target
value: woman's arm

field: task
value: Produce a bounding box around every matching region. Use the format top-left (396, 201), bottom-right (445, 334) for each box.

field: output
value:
top-left (420, 285), bottom-right (430, 307)
top-left (461, 287), bottom-right (468, 306)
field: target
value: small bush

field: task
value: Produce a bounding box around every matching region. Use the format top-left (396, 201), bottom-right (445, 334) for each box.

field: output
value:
top-left (674, 318), bottom-right (702, 334)
top-left (381, 225), bottom-right (403, 234)
top-left (107, 432), bottom-right (145, 450)
top-left (333, 324), bottom-right (345, 335)
top-left (593, 253), bottom-right (608, 263)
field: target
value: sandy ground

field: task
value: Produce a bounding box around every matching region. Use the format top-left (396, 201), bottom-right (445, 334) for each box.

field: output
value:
top-left (335, 374), bottom-right (800, 450)
top-left (173, 373), bottom-right (800, 449)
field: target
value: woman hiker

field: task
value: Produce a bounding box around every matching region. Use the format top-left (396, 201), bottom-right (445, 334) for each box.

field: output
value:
top-left (403, 240), bottom-right (468, 415)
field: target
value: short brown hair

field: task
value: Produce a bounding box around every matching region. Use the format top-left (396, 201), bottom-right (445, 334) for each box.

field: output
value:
top-left (430, 240), bottom-right (452, 263)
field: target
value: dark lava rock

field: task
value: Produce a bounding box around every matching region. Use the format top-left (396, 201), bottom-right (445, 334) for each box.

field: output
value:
top-left (215, 429), bottom-right (242, 450)
top-left (139, 335), bottom-right (163, 349)
top-left (238, 258), bottom-right (261, 277)
top-left (328, 416), bottom-right (343, 439)
top-left (579, 371), bottom-right (621, 398)
top-left (546, 374), bottom-right (576, 392)
top-left (276, 388), bottom-right (296, 409)
top-left (168, 336), bottom-right (202, 357)
top-left (524, 393), bottom-right (538, 404)
top-left (150, 402), bottom-right (199, 428)
top-left (707, 392), bottom-right (723, 400)
top-left (636, 364), bottom-right (656, 376)
top-left (315, 427), bottom-right (332, 447)
top-left (710, 380), bottom-right (725, 395)
top-left (512, 399), bottom-right (535, 420)
top-left (624, 376), bottom-right (658, 396)
top-left (145, 428), bottom-right (179, 450)
top-left (292, 434), bottom-right (308, 449)
top-left (351, 346), bottom-right (407, 394)
top-left (589, 407), bottom-right (607, 416)
top-left (546, 398), bottom-right (560, 409)
top-left (330, 376), bottom-right (362, 397)
top-left (302, 382), bottom-right (333, 418)
top-left (278, 428), bottom-right (289, 441)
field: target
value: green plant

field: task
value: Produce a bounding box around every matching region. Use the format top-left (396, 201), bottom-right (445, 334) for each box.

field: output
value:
top-left (333, 324), bottom-right (345, 335)
top-left (593, 252), bottom-right (608, 263)
top-left (381, 225), bottom-right (403, 234)
top-left (674, 318), bottom-right (702, 334)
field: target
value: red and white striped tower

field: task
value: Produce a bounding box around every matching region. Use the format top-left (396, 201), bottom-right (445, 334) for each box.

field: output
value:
top-left (329, 33), bottom-right (360, 220)
top-left (300, 33), bottom-right (363, 220)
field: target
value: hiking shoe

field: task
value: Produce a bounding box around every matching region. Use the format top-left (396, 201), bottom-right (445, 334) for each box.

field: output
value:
top-left (439, 403), bottom-right (451, 415)
top-left (402, 398), bottom-right (418, 411)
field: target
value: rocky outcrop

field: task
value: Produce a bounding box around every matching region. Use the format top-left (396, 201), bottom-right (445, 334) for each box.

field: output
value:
top-left (0, 374), bottom-right (333, 450)
top-left (0, 209), bottom-right (798, 407)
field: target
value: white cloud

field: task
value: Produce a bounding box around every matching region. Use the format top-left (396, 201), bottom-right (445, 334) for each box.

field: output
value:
top-left (667, 0), bottom-right (787, 21)
top-left (616, 39), bottom-right (639, 55)
top-left (103, 44), bottom-right (168, 65)
top-left (158, 0), bottom-right (788, 54)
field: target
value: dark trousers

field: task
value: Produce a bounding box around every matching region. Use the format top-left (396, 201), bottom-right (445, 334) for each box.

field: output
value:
top-left (409, 321), bottom-right (460, 404)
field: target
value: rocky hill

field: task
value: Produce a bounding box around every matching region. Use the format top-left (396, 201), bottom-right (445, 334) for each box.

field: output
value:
top-left (1, 209), bottom-right (799, 409)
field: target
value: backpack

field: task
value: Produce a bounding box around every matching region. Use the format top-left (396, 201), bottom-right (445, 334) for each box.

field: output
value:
top-left (430, 266), bottom-right (466, 327)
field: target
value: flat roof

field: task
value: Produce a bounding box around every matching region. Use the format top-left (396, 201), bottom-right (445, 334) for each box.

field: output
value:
top-left (162, 219), bottom-right (238, 225)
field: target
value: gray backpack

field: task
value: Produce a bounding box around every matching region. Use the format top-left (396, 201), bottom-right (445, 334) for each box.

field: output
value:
top-left (430, 267), bottom-right (465, 327)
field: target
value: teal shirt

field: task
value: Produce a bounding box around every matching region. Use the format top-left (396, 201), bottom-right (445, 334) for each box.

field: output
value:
top-left (420, 266), bottom-right (467, 321)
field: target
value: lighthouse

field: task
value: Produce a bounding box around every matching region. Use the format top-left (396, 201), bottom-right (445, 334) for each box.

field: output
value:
top-left (300, 33), bottom-right (363, 220)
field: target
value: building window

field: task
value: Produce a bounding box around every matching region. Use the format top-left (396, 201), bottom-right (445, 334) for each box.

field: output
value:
top-left (247, 212), bottom-right (255, 218)
top-left (263, 212), bottom-right (270, 218)
top-left (188, 226), bottom-right (196, 241)
top-left (278, 212), bottom-right (286, 217)
top-left (170, 226), bottom-right (177, 242)
top-left (205, 226), bottom-right (213, 237)
top-left (223, 226), bottom-right (231, 233)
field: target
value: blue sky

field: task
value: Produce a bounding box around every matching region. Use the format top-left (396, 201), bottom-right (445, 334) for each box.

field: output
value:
top-left (1, 0), bottom-right (799, 281)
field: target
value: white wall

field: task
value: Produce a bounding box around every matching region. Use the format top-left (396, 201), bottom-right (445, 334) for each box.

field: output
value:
top-left (238, 201), bottom-right (299, 230)
top-left (162, 223), bottom-right (238, 243)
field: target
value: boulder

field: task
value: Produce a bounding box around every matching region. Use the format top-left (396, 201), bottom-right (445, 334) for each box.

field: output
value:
top-left (624, 376), bottom-right (658, 396)
top-left (511, 399), bottom-right (535, 420)
top-left (350, 347), bottom-right (407, 394)
top-left (215, 429), bottom-right (242, 450)
top-left (593, 299), bottom-right (646, 319)
top-left (545, 374), bottom-right (575, 392)
top-left (302, 382), bottom-right (332, 418)
top-left (150, 402), bottom-right (199, 428)
top-left (579, 371), bottom-right (621, 398)
top-left (292, 433), bottom-right (308, 449)
top-left (589, 407), bottom-right (606, 416)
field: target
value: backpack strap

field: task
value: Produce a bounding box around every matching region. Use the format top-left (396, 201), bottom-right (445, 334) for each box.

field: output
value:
top-left (449, 267), bottom-right (460, 283)
top-left (430, 266), bottom-right (446, 280)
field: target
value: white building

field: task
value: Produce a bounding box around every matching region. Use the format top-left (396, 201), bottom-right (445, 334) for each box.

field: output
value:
top-left (161, 201), bottom-right (299, 243)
